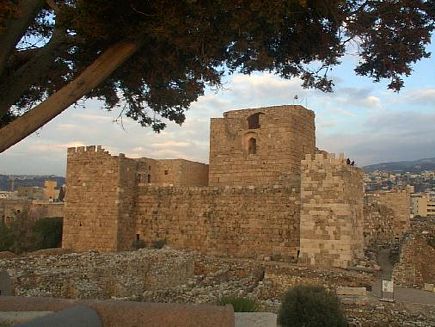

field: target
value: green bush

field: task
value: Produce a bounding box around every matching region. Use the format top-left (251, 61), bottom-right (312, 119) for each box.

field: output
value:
top-left (217, 296), bottom-right (258, 312)
top-left (0, 214), bottom-right (63, 254)
top-left (5, 211), bottom-right (38, 254)
top-left (152, 239), bottom-right (166, 249)
top-left (427, 235), bottom-right (435, 248)
top-left (32, 217), bottom-right (63, 249)
top-left (0, 221), bottom-right (13, 252)
top-left (278, 285), bottom-right (347, 327)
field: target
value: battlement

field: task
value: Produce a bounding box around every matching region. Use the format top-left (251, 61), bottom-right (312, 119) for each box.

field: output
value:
top-left (66, 145), bottom-right (119, 161)
top-left (67, 145), bottom-right (105, 154)
top-left (302, 152), bottom-right (356, 168)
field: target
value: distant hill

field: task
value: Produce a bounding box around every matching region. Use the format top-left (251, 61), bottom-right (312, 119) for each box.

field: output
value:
top-left (363, 157), bottom-right (435, 173)
top-left (0, 175), bottom-right (65, 191)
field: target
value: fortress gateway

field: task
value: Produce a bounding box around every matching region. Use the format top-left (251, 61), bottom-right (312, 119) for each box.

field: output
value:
top-left (63, 105), bottom-right (365, 268)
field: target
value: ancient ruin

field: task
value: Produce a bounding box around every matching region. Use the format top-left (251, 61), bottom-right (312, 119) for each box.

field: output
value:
top-left (62, 105), bottom-right (408, 268)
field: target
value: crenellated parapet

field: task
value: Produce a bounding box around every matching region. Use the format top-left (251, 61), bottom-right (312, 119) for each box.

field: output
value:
top-left (66, 145), bottom-right (125, 161)
top-left (301, 152), bottom-right (362, 174)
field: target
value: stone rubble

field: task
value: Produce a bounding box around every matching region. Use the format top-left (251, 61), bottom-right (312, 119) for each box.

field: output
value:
top-left (0, 247), bottom-right (434, 326)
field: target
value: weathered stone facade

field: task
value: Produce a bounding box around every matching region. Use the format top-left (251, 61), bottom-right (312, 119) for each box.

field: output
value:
top-left (135, 185), bottom-right (300, 260)
top-left (63, 105), bottom-right (366, 267)
top-left (299, 153), bottom-right (364, 268)
top-left (209, 105), bottom-right (315, 187)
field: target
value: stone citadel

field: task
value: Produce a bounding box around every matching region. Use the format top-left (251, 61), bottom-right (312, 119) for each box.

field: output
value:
top-left (63, 105), bottom-right (410, 268)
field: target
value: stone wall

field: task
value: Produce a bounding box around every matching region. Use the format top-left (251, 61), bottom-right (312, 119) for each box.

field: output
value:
top-left (365, 190), bottom-right (410, 238)
top-left (134, 185), bottom-right (300, 260)
top-left (363, 198), bottom-right (395, 248)
top-left (0, 199), bottom-right (63, 225)
top-left (29, 202), bottom-right (64, 219)
top-left (136, 158), bottom-right (208, 186)
top-left (63, 146), bottom-right (125, 252)
top-left (0, 199), bottom-right (31, 224)
top-left (209, 105), bottom-right (315, 187)
top-left (393, 236), bottom-right (435, 288)
top-left (153, 159), bottom-right (208, 186)
top-left (393, 217), bottom-right (435, 288)
top-left (299, 153), bottom-right (364, 268)
top-left (0, 249), bottom-right (194, 299)
top-left (117, 155), bottom-right (140, 251)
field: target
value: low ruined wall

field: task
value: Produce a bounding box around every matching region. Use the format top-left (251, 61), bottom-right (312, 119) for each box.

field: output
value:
top-left (365, 190), bottom-right (410, 238)
top-left (299, 153), bottom-right (364, 268)
top-left (255, 265), bottom-right (375, 300)
top-left (393, 235), bottom-right (435, 288)
top-left (0, 249), bottom-right (194, 299)
top-left (134, 185), bottom-right (300, 260)
top-left (363, 200), bottom-right (395, 248)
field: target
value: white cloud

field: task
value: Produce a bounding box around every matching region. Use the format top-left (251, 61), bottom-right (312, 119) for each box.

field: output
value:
top-left (150, 141), bottom-right (191, 148)
top-left (405, 88), bottom-right (435, 105)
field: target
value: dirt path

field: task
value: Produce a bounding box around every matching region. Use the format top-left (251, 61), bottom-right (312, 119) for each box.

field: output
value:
top-left (372, 248), bottom-right (435, 306)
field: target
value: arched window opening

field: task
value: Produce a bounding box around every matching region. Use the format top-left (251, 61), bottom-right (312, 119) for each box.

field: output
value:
top-left (247, 113), bottom-right (261, 129)
top-left (248, 138), bottom-right (257, 154)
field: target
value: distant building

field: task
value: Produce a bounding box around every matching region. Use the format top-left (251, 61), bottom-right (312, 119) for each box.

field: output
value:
top-left (43, 180), bottom-right (60, 202)
top-left (0, 179), bottom-right (64, 225)
top-left (17, 186), bottom-right (44, 200)
top-left (411, 193), bottom-right (435, 217)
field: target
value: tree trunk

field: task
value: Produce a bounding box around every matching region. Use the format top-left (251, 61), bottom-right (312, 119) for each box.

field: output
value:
top-left (0, 41), bottom-right (139, 153)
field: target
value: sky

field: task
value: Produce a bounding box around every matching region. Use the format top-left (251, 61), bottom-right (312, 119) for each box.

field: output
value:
top-left (0, 42), bottom-right (434, 176)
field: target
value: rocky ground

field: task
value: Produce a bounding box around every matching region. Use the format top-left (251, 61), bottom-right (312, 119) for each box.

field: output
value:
top-left (0, 248), bottom-right (434, 326)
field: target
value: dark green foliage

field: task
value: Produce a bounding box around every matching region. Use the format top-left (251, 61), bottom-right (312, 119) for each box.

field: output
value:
top-left (278, 285), bottom-right (347, 327)
top-left (5, 211), bottom-right (37, 254)
top-left (1, 0), bottom-right (434, 133)
top-left (32, 217), bottom-right (63, 249)
top-left (0, 221), bottom-right (13, 251)
top-left (152, 239), bottom-right (166, 249)
top-left (217, 296), bottom-right (258, 312)
top-left (0, 214), bottom-right (63, 254)
top-left (427, 235), bottom-right (435, 248)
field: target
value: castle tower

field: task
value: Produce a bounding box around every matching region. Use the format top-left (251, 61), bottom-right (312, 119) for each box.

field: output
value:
top-left (62, 146), bottom-right (137, 252)
top-left (208, 105), bottom-right (315, 187)
top-left (299, 153), bottom-right (364, 268)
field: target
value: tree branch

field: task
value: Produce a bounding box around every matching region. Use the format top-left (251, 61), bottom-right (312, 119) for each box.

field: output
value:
top-left (0, 28), bottom-right (68, 117)
top-left (46, 0), bottom-right (60, 14)
top-left (0, 0), bottom-right (46, 78)
top-left (0, 41), bottom-right (140, 153)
